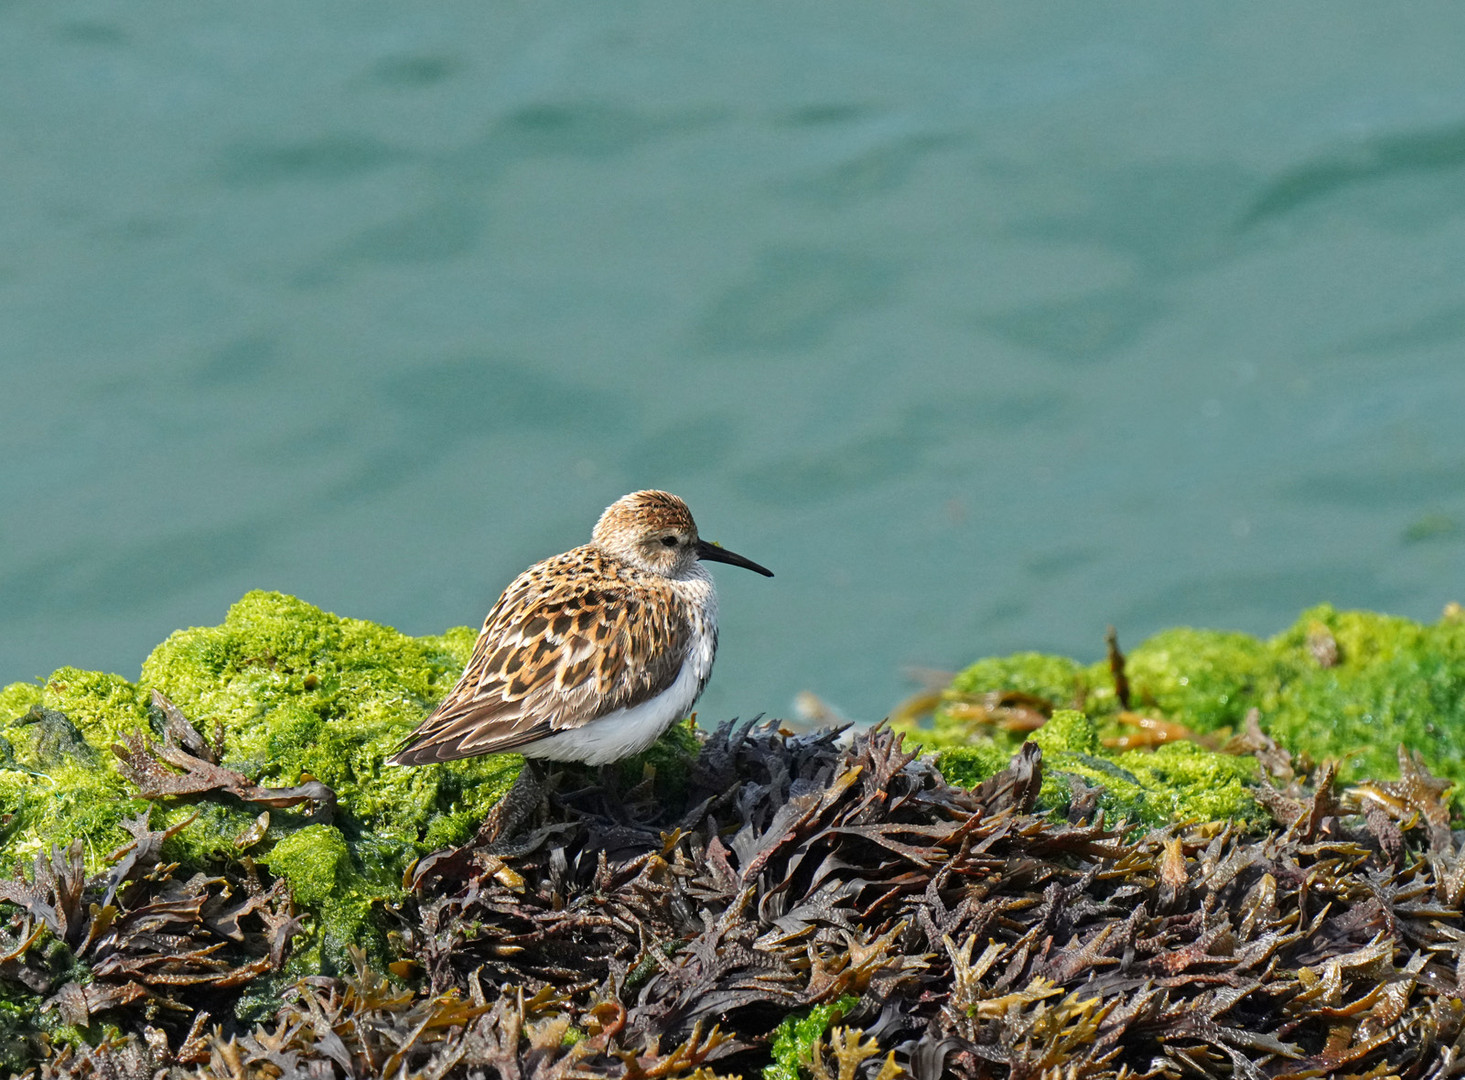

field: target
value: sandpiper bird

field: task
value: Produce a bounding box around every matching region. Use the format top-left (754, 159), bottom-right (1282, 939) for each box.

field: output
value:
top-left (390, 490), bottom-right (773, 766)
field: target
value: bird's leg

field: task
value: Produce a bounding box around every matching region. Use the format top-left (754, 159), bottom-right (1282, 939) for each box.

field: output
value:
top-left (475, 756), bottom-right (547, 846)
top-left (519, 756), bottom-right (545, 788)
top-left (596, 762), bottom-right (617, 793)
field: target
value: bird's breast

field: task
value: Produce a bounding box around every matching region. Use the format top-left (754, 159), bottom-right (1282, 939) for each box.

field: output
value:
top-left (669, 567), bottom-right (719, 685)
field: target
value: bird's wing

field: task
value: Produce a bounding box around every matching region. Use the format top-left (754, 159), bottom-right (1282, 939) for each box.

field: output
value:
top-left (390, 550), bottom-right (692, 765)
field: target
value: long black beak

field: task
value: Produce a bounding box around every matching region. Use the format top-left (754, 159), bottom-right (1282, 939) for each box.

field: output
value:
top-left (696, 538), bottom-right (774, 577)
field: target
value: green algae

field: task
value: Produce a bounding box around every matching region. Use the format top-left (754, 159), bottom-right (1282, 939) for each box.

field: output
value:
top-left (0, 591), bottom-right (523, 974)
top-left (1031, 706), bottom-right (1101, 756)
top-left (1119, 626), bottom-right (1272, 732)
top-left (922, 741), bottom-right (1012, 791)
top-left (1262, 606), bottom-right (1465, 783)
top-left (1035, 709), bottom-right (1259, 826)
top-left (141, 591), bottom-right (527, 873)
top-left (0, 992), bottom-right (39, 1075)
top-left (931, 709), bottom-right (1259, 826)
top-left (947, 651), bottom-right (1091, 707)
top-left (0, 671), bottom-right (150, 868)
top-left (905, 604), bottom-right (1465, 823)
top-left (1117, 605), bottom-right (1465, 788)
top-left (138, 589), bottom-right (522, 866)
top-left (763, 995), bottom-right (859, 1080)
top-left (0, 592), bottom-right (510, 850)
top-left (262, 823), bottom-right (384, 977)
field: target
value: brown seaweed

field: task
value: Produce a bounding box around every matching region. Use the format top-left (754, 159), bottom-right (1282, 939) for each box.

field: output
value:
top-left (18, 721), bottom-right (1465, 1078)
top-left (0, 807), bottom-right (303, 1058)
top-left (383, 723), bottom-right (1465, 1076)
top-left (110, 690), bottom-right (337, 820)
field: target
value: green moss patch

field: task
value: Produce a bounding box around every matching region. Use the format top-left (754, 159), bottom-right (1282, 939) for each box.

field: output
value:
top-left (0, 592), bottom-right (525, 973)
top-left (0, 671), bottom-right (149, 868)
top-left (262, 823), bottom-right (383, 976)
top-left (764, 996), bottom-right (859, 1080)
top-left (138, 589), bottom-right (521, 865)
top-left (903, 604), bottom-right (1465, 821)
top-left (928, 708), bottom-right (1259, 826)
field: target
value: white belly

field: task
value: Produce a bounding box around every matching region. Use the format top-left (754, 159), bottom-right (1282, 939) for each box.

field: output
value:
top-left (520, 648), bottom-right (710, 765)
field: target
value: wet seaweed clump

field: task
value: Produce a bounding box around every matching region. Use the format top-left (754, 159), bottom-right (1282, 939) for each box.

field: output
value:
top-left (0, 808), bottom-right (303, 1075)
top-left (23, 719), bottom-right (1465, 1078)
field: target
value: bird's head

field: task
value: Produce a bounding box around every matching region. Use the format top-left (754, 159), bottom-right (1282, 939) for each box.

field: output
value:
top-left (591, 490), bottom-right (773, 579)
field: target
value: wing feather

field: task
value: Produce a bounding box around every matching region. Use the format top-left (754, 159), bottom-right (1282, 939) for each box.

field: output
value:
top-left (390, 547), bottom-right (691, 765)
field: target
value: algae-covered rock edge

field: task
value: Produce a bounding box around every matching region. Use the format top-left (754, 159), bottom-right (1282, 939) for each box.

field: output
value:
top-left (0, 591), bottom-right (525, 980)
top-left (3, 590), bottom-right (1464, 1023)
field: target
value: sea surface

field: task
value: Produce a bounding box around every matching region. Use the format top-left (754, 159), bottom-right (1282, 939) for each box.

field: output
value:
top-left (4, 3), bottom-right (1464, 724)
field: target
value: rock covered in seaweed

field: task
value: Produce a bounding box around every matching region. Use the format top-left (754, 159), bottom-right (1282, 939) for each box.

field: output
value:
top-left (0, 809), bottom-right (303, 1075)
top-left (900, 603), bottom-right (1465, 817)
top-left (6, 594), bottom-right (1465, 1075)
top-left (17, 722), bottom-right (1465, 1079)
top-left (0, 591), bottom-right (527, 980)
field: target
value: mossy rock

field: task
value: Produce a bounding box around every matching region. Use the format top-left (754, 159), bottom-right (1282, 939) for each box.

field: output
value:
top-left (933, 709), bottom-right (1259, 826)
top-left (1119, 627), bottom-right (1273, 732)
top-left (945, 651), bottom-right (1091, 708)
top-left (905, 604), bottom-right (1465, 820)
top-left (6, 593), bottom-right (1464, 997)
top-left (0, 592), bottom-right (519, 973)
top-left (1263, 605), bottom-right (1465, 783)
top-left (1121, 606), bottom-right (1465, 785)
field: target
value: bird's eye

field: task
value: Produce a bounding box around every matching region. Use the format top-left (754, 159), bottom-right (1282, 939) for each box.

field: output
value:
top-left (661, 536), bottom-right (678, 547)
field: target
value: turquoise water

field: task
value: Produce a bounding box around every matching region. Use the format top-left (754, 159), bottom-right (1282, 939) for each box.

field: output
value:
top-left (4, 4), bottom-right (1464, 724)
